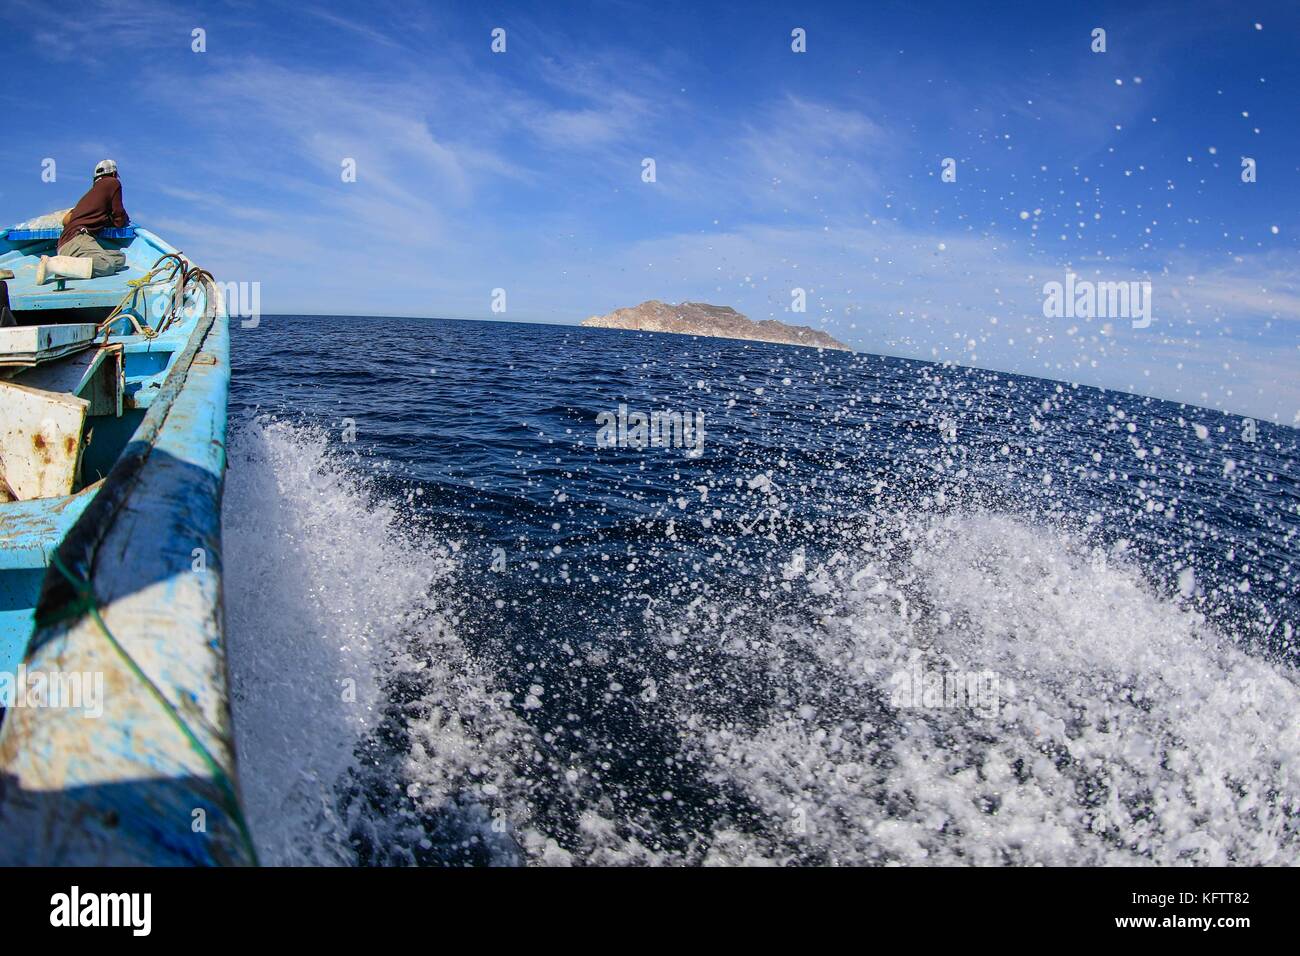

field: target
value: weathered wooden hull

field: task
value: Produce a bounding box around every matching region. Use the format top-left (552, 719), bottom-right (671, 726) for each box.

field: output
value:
top-left (0, 225), bottom-right (249, 864)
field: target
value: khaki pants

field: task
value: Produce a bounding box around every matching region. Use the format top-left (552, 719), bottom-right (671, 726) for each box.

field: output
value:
top-left (57, 232), bottom-right (127, 277)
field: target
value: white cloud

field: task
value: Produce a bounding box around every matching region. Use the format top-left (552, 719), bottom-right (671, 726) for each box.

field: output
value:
top-left (9, 3), bottom-right (1291, 422)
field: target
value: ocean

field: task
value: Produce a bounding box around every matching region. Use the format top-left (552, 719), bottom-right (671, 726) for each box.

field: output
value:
top-left (222, 314), bottom-right (1299, 866)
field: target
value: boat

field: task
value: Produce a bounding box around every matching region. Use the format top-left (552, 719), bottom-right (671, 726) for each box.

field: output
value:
top-left (0, 214), bottom-right (253, 865)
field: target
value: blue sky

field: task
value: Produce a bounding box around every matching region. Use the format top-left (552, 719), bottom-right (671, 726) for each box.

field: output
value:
top-left (1, 0), bottom-right (1296, 421)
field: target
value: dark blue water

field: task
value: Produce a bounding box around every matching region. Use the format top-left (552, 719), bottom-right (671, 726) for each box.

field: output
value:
top-left (222, 315), bottom-right (1300, 866)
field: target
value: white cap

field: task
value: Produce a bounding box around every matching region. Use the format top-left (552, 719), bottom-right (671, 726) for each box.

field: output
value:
top-left (93, 158), bottom-right (118, 179)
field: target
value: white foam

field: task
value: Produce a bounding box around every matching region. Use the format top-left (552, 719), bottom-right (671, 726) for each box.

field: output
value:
top-left (223, 418), bottom-right (458, 863)
top-left (220, 418), bottom-right (646, 865)
top-left (221, 421), bottom-right (1298, 864)
top-left (668, 512), bottom-right (1300, 865)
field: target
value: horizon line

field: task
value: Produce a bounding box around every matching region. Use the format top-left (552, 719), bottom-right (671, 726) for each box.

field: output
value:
top-left (239, 313), bottom-right (1294, 429)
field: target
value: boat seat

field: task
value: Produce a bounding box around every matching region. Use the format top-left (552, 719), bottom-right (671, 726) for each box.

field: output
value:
top-left (0, 324), bottom-right (99, 368)
top-left (0, 485), bottom-right (98, 673)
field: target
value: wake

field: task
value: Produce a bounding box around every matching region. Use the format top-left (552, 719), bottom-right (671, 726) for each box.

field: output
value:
top-left (222, 419), bottom-right (1299, 865)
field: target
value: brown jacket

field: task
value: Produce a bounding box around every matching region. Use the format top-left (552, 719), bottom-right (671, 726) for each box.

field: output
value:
top-left (58, 176), bottom-right (130, 248)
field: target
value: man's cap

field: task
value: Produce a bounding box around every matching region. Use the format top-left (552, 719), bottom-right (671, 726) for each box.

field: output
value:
top-left (93, 159), bottom-right (118, 179)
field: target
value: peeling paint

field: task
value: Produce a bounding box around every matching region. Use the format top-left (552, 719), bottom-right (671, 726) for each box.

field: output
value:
top-left (0, 229), bottom-right (245, 865)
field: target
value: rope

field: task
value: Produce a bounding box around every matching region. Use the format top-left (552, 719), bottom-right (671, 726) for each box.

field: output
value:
top-left (47, 553), bottom-right (260, 866)
top-left (98, 273), bottom-right (161, 341)
top-left (97, 253), bottom-right (190, 341)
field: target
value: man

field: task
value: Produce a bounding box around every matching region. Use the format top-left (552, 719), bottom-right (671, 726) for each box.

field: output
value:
top-left (0, 268), bottom-right (14, 326)
top-left (35, 159), bottom-right (130, 285)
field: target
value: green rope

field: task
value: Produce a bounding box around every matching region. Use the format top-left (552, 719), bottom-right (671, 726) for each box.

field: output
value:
top-left (48, 553), bottom-right (260, 866)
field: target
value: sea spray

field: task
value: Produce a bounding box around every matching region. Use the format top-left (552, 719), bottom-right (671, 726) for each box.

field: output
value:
top-left (221, 417), bottom-right (664, 865)
top-left (222, 416), bottom-right (537, 864)
top-left (223, 417), bottom-right (396, 864)
top-left (224, 420), bottom-right (1300, 864)
top-left (652, 511), bottom-right (1300, 865)
top-left (221, 316), bottom-right (1300, 865)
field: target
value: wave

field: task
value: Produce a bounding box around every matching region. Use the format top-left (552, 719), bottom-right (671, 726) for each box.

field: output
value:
top-left (221, 418), bottom-right (651, 865)
top-left (221, 419), bottom-right (1299, 865)
top-left (653, 511), bottom-right (1300, 864)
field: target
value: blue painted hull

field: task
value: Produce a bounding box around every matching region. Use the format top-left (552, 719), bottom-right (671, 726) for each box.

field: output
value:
top-left (0, 225), bottom-right (251, 864)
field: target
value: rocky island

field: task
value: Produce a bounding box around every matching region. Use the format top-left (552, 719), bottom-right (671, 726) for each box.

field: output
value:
top-left (581, 300), bottom-right (851, 351)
